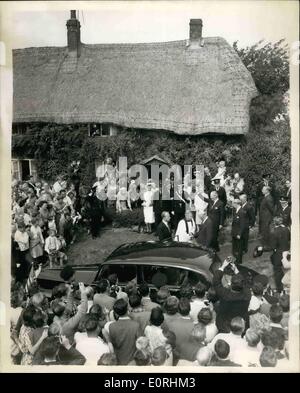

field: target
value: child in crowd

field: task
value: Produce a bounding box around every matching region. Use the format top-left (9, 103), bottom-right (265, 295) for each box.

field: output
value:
top-left (44, 229), bottom-right (66, 268)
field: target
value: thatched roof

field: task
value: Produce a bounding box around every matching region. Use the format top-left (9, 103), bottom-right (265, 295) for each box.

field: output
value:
top-left (13, 38), bottom-right (258, 135)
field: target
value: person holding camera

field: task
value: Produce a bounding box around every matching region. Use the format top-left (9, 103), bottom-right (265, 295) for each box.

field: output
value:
top-left (53, 282), bottom-right (88, 344)
top-left (212, 257), bottom-right (251, 333)
top-left (93, 279), bottom-right (116, 312)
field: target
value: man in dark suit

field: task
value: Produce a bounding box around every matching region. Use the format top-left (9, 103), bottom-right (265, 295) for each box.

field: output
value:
top-left (270, 216), bottom-right (290, 292)
top-left (194, 211), bottom-right (214, 249)
top-left (212, 258), bottom-right (251, 333)
top-left (231, 199), bottom-right (247, 264)
top-left (108, 299), bottom-right (142, 365)
top-left (277, 196), bottom-right (291, 228)
top-left (156, 211), bottom-right (172, 241)
top-left (207, 191), bottom-right (225, 252)
top-left (259, 186), bottom-right (275, 250)
top-left (211, 178), bottom-right (227, 207)
top-left (204, 167), bottom-right (212, 195)
top-left (255, 174), bottom-right (278, 216)
top-left (166, 298), bottom-right (195, 361)
top-left (239, 194), bottom-right (256, 254)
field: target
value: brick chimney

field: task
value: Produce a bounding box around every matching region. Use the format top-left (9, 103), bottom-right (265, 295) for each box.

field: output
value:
top-left (188, 19), bottom-right (204, 47)
top-left (66, 10), bottom-right (81, 56)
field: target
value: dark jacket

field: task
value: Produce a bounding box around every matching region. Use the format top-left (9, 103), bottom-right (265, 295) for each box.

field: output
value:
top-left (166, 317), bottom-right (195, 360)
top-left (208, 199), bottom-right (225, 227)
top-left (213, 270), bottom-right (251, 333)
top-left (231, 208), bottom-right (247, 238)
top-left (278, 205), bottom-right (291, 227)
top-left (156, 221), bottom-right (172, 242)
top-left (241, 202), bottom-right (256, 228)
top-left (213, 186), bottom-right (227, 206)
top-left (210, 358), bottom-right (242, 367)
top-left (256, 181), bottom-right (278, 214)
top-left (270, 226), bottom-right (290, 253)
top-left (33, 344), bottom-right (86, 365)
top-left (109, 318), bottom-right (141, 365)
top-left (259, 194), bottom-right (275, 225)
top-left (195, 217), bottom-right (214, 248)
top-left (204, 175), bottom-right (212, 194)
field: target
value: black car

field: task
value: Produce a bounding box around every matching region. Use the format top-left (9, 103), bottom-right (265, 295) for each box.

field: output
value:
top-left (36, 241), bottom-right (257, 296)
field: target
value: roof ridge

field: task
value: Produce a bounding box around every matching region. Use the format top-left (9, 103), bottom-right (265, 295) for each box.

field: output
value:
top-left (13, 36), bottom-right (227, 53)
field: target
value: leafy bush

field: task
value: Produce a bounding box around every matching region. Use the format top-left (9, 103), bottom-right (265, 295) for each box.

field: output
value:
top-left (111, 208), bottom-right (144, 228)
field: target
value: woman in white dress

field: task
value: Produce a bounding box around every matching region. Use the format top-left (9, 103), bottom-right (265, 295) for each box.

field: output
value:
top-left (142, 182), bottom-right (155, 233)
top-left (29, 217), bottom-right (44, 262)
top-left (214, 160), bottom-right (227, 187)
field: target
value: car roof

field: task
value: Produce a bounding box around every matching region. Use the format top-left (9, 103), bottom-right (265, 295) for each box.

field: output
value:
top-left (104, 241), bottom-right (214, 274)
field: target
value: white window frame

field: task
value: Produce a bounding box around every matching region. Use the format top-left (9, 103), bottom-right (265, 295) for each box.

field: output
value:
top-left (11, 158), bottom-right (37, 181)
top-left (88, 123), bottom-right (118, 137)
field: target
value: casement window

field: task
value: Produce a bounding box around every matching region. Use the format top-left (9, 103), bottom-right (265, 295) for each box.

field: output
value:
top-left (11, 159), bottom-right (37, 181)
top-left (88, 123), bottom-right (118, 137)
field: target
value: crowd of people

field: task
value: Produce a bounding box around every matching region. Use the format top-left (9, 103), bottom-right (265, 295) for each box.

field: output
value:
top-left (10, 156), bottom-right (292, 367)
top-left (10, 260), bottom-right (290, 367)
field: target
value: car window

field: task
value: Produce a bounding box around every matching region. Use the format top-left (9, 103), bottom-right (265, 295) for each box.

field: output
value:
top-left (185, 270), bottom-right (210, 289)
top-left (141, 265), bottom-right (185, 287)
top-left (98, 264), bottom-right (137, 284)
top-left (141, 265), bottom-right (209, 289)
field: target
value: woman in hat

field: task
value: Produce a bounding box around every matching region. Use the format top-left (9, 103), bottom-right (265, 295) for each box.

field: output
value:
top-left (142, 181), bottom-right (156, 233)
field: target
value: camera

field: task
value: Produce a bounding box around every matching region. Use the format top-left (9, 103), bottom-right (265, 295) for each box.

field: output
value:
top-left (71, 281), bottom-right (79, 291)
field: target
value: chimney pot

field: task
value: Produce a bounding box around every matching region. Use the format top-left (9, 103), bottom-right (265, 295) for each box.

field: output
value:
top-left (189, 19), bottom-right (203, 42)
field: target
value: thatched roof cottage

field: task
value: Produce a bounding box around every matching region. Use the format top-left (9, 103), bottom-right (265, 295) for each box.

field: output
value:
top-left (12, 11), bottom-right (258, 180)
